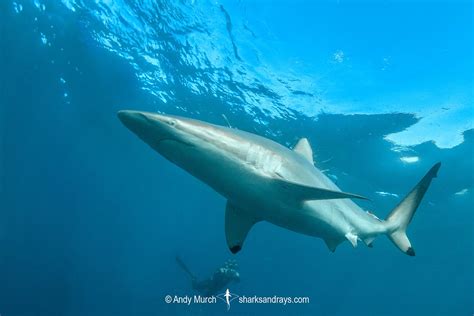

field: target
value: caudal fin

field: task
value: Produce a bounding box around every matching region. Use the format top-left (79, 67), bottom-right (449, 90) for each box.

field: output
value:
top-left (385, 163), bottom-right (441, 256)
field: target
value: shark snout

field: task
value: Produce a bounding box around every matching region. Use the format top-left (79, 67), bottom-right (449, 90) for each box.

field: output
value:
top-left (117, 110), bottom-right (149, 127)
top-left (118, 110), bottom-right (165, 132)
top-left (117, 110), bottom-right (163, 141)
top-left (118, 110), bottom-right (177, 127)
top-left (118, 110), bottom-right (186, 148)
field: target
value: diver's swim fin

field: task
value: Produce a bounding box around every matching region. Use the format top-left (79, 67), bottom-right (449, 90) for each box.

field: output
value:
top-left (176, 256), bottom-right (196, 279)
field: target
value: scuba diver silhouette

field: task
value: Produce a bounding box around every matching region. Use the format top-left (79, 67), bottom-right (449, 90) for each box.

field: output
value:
top-left (176, 256), bottom-right (240, 296)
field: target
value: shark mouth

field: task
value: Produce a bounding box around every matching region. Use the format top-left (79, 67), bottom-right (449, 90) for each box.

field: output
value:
top-left (156, 138), bottom-right (195, 148)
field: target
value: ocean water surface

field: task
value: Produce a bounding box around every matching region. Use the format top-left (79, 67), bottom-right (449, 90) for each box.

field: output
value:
top-left (1, 0), bottom-right (473, 315)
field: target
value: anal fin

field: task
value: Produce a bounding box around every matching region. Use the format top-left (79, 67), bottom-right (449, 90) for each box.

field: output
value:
top-left (363, 236), bottom-right (376, 248)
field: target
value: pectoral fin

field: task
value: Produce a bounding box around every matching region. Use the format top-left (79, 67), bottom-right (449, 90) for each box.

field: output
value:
top-left (225, 201), bottom-right (260, 254)
top-left (274, 179), bottom-right (370, 201)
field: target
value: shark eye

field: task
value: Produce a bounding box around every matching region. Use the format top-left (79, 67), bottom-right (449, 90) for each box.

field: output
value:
top-left (168, 119), bottom-right (177, 127)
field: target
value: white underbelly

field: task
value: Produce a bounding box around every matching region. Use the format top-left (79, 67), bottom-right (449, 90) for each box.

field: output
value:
top-left (253, 199), bottom-right (349, 241)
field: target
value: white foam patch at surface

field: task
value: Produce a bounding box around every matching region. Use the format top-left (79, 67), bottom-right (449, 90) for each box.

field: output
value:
top-left (375, 191), bottom-right (399, 198)
top-left (400, 156), bottom-right (419, 163)
top-left (385, 103), bottom-right (473, 149)
top-left (454, 188), bottom-right (469, 196)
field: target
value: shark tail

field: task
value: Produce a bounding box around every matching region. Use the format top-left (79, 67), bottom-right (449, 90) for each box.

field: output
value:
top-left (384, 162), bottom-right (441, 256)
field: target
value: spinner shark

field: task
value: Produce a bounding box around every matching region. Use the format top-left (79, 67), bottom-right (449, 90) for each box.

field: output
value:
top-left (118, 110), bottom-right (440, 256)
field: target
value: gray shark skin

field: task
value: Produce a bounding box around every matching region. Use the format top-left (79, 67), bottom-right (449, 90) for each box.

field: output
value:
top-left (118, 110), bottom-right (440, 256)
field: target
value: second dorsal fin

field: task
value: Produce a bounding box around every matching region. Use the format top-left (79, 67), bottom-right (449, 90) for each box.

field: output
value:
top-left (293, 138), bottom-right (313, 163)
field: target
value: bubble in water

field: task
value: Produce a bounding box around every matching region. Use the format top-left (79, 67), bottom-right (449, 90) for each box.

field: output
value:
top-left (33, 0), bottom-right (46, 11)
top-left (40, 33), bottom-right (47, 45)
top-left (59, 77), bottom-right (66, 84)
top-left (13, 2), bottom-right (23, 13)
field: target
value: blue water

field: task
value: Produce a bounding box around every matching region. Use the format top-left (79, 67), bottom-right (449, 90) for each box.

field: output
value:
top-left (1, 1), bottom-right (473, 315)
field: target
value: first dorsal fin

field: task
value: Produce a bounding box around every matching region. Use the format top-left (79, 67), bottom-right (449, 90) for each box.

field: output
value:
top-left (225, 201), bottom-right (260, 254)
top-left (293, 138), bottom-right (313, 163)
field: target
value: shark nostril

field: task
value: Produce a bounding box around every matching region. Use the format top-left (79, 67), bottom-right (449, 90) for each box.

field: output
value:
top-left (141, 114), bottom-right (155, 124)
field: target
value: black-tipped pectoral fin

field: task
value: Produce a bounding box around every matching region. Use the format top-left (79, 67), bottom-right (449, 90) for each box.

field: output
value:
top-left (225, 201), bottom-right (260, 254)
